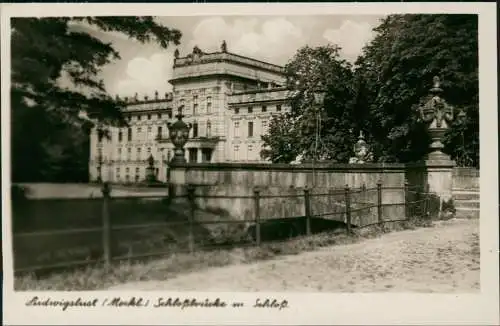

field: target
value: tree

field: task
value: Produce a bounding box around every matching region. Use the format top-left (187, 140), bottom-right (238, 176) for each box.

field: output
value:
top-left (260, 112), bottom-right (301, 163)
top-left (11, 17), bottom-right (182, 182)
top-left (354, 14), bottom-right (478, 166)
top-left (261, 45), bottom-right (356, 163)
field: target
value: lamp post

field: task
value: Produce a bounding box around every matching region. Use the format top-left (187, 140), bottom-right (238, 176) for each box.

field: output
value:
top-left (417, 76), bottom-right (455, 161)
top-left (311, 82), bottom-right (327, 187)
top-left (97, 151), bottom-right (103, 183)
top-left (166, 105), bottom-right (192, 164)
top-left (312, 82), bottom-right (327, 161)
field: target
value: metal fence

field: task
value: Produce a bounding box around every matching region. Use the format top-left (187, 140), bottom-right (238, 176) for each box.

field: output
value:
top-left (12, 181), bottom-right (432, 274)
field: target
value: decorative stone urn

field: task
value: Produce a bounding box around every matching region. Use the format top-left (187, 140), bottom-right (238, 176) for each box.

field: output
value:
top-left (349, 131), bottom-right (373, 164)
top-left (166, 105), bottom-right (192, 164)
top-left (417, 76), bottom-right (454, 161)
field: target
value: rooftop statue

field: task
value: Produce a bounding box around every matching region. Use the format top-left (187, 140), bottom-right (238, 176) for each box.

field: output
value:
top-left (221, 40), bottom-right (227, 53)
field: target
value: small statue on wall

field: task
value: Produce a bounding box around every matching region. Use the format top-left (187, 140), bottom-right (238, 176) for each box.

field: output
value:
top-left (221, 40), bottom-right (227, 53)
top-left (349, 131), bottom-right (374, 164)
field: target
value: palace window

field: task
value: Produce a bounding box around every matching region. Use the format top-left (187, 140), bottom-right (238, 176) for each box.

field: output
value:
top-left (234, 121), bottom-right (240, 137)
top-left (193, 103), bottom-right (198, 115)
top-left (127, 128), bottom-right (132, 141)
top-left (147, 114), bottom-right (151, 120)
top-left (206, 97), bottom-right (212, 114)
top-left (137, 115), bottom-right (142, 121)
top-left (234, 108), bottom-right (239, 114)
top-left (157, 126), bottom-right (162, 137)
top-left (147, 147), bottom-right (152, 155)
top-left (262, 120), bottom-right (268, 134)
top-left (118, 148), bottom-right (122, 159)
top-left (127, 148), bottom-right (131, 160)
top-left (193, 122), bottom-right (198, 138)
top-left (157, 113), bottom-right (161, 119)
top-left (137, 148), bottom-right (142, 160)
top-left (206, 121), bottom-right (211, 137)
top-left (188, 148), bottom-right (197, 163)
top-left (262, 106), bottom-right (267, 112)
top-left (147, 126), bottom-right (152, 139)
top-left (248, 121), bottom-right (254, 138)
top-left (118, 130), bottom-right (123, 142)
top-left (201, 148), bottom-right (212, 163)
top-left (248, 107), bottom-right (253, 114)
top-left (248, 144), bottom-right (253, 152)
top-left (276, 104), bottom-right (282, 112)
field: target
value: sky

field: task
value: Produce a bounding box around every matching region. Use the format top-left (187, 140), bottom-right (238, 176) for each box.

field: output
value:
top-left (83, 15), bottom-right (386, 98)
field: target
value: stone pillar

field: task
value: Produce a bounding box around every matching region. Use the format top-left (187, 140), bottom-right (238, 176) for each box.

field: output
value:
top-left (424, 158), bottom-right (455, 202)
top-left (196, 148), bottom-right (202, 163)
top-left (168, 165), bottom-right (189, 204)
top-left (416, 76), bottom-right (463, 213)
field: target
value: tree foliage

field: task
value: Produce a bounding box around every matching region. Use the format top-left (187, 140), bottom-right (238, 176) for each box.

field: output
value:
top-left (261, 45), bottom-right (356, 163)
top-left (11, 17), bottom-right (182, 182)
top-left (354, 14), bottom-right (479, 166)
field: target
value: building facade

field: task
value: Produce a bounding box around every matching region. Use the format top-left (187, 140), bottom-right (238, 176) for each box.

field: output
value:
top-left (89, 42), bottom-right (292, 183)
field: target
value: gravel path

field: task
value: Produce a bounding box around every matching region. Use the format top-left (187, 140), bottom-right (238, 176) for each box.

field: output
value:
top-left (110, 218), bottom-right (479, 292)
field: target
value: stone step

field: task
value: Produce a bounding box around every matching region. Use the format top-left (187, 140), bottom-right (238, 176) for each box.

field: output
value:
top-left (454, 200), bottom-right (480, 209)
top-left (452, 192), bottom-right (480, 201)
top-left (452, 187), bottom-right (479, 191)
top-left (455, 207), bottom-right (480, 219)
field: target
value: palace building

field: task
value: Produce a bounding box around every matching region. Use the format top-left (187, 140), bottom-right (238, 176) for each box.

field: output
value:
top-left (89, 42), bottom-right (292, 183)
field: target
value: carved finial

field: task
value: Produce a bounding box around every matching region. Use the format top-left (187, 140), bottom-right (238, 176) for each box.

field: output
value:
top-left (134, 92), bottom-right (138, 100)
top-left (174, 48), bottom-right (179, 59)
top-left (430, 76), bottom-right (443, 95)
top-left (433, 76), bottom-right (440, 88)
top-left (154, 90), bottom-right (158, 100)
top-left (221, 40), bottom-right (227, 52)
top-left (144, 95), bottom-right (148, 101)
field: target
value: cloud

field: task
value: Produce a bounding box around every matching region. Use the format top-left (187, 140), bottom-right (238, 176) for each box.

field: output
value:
top-left (322, 20), bottom-right (376, 61)
top-left (111, 52), bottom-right (174, 97)
top-left (187, 17), bottom-right (306, 64)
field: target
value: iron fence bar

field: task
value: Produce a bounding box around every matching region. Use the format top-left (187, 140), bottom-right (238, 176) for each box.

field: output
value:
top-left (304, 187), bottom-right (311, 236)
top-left (344, 184), bottom-right (352, 234)
top-left (253, 187), bottom-right (261, 246)
top-left (14, 227), bottom-right (103, 238)
top-left (377, 180), bottom-right (383, 225)
top-left (14, 257), bottom-right (103, 274)
top-left (187, 184), bottom-right (195, 254)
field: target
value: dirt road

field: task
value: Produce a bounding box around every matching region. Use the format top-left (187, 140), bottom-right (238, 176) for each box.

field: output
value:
top-left (110, 218), bottom-right (479, 292)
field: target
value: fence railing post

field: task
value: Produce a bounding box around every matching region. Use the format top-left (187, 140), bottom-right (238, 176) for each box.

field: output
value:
top-left (187, 184), bottom-right (195, 254)
top-left (377, 180), bottom-right (383, 225)
top-left (404, 180), bottom-right (409, 219)
top-left (416, 184), bottom-right (422, 217)
top-left (344, 184), bottom-right (352, 234)
top-left (253, 187), bottom-right (261, 246)
top-left (101, 182), bottom-right (111, 271)
top-left (304, 187), bottom-right (311, 236)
